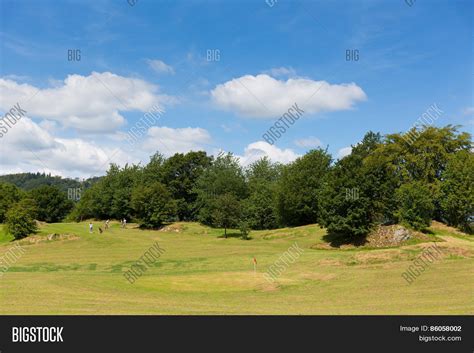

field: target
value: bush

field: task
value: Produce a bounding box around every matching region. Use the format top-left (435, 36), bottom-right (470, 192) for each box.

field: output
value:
top-left (5, 204), bottom-right (37, 239)
top-left (239, 221), bottom-right (250, 240)
top-left (395, 182), bottom-right (434, 230)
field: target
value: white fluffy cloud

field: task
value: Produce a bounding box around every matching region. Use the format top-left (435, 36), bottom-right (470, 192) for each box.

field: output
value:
top-left (0, 72), bottom-right (174, 132)
top-left (210, 74), bottom-right (366, 118)
top-left (237, 141), bottom-right (299, 166)
top-left (294, 136), bottom-right (323, 148)
top-left (147, 59), bottom-right (175, 75)
top-left (142, 126), bottom-right (211, 156)
top-left (337, 146), bottom-right (352, 159)
top-left (0, 117), bottom-right (131, 178)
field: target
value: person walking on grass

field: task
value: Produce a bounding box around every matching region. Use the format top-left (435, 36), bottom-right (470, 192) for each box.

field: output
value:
top-left (122, 218), bottom-right (127, 229)
top-left (89, 222), bottom-right (93, 234)
top-left (105, 219), bottom-right (110, 230)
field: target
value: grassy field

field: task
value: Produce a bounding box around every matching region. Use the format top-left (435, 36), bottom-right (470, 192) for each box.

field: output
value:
top-left (0, 221), bottom-right (473, 315)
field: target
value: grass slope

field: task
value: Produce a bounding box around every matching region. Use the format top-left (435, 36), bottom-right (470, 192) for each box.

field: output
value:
top-left (0, 221), bottom-right (472, 315)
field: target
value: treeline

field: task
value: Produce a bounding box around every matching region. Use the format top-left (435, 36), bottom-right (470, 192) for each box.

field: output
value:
top-left (0, 184), bottom-right (76, 239)
top-left (0, 125), bottom-right (472, 240)
top-left (66, 124), bottom-right (474, 236)
top-left (0, 172), bottom-right (100, 192)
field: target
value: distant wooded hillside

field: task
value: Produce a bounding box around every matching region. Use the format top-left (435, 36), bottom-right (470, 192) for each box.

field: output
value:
top-left (0, 172), bottom-right (101, 192)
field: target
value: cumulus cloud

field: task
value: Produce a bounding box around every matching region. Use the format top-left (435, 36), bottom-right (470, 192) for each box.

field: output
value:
top-left (0, 117), bottom-right (130, 178)
top-left (147, 59), bottom-right (175, 75)
top-left (294, 136), bottom-right (323, 148)
top-left (210, 74), bottom-right (366, 118)
top-left (237, 141), bottom-right (299, 166)
top-left (337, 146), bottom-right (352, 159)
top-left (142, 126), bottom-right (211, 156)
top-left (0, 72), bottom-right (174, 132)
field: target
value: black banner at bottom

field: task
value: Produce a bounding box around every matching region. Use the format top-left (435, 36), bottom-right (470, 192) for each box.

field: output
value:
top-left (0, 316), bottom-right (472, 353)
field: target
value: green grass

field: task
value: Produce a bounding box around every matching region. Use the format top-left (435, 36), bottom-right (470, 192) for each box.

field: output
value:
top-left (0, 221), bottom-right (473, 315)
top-left (0, 224), bottom-right (14, 244)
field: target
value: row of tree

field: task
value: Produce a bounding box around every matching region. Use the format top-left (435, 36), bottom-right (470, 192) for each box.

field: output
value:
top-left (0, 125), bottom-right (472, 240)
top-left (0, 184), bottom-right (74, 239)
top-left (0, 172), bottom-right (99, 192)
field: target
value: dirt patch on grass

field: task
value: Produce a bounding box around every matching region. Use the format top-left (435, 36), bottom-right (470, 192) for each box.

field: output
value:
top-left (317, 258), bottom-right (344, 266)
top-left (17, 233), bottom-right (79, 245)
top-left (159, 224), bottom-right (184, 233)
top-left (311, 243), bottom-right (334, 250)
top-left (35, 220), bottom-right (47, 227)
top-left (444, 247), bottom-right (474, 258)
top-left (256, 281), bottom-right (280, 292)
top-left (299, 272), bottom-right (337, 281)
top-left (407, 239), bottom-right (474, 257)
top-left (433, 245), bottom-right (474, 259)
top-left (351, 250), bottom-right (408, 265)
top-left (262, 232), bottom-right (292, 240)
top-left (429, 221), bottom-right (467, 235)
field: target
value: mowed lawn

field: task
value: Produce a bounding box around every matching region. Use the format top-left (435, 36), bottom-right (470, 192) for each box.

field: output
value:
top-left (0, 221), bottom-right (473, 315)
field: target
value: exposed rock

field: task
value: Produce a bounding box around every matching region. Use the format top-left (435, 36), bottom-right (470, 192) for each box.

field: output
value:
top-left (393, 226), bottom-right (412, 242)
top-left (159, 224), bottom-right (183, 233)
top-left (18, 233), bottom-right (79, 245)
top-left (365, 225), bottom-right (414, 247)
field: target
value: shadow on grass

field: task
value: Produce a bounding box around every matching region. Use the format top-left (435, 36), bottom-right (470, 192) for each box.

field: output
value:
top-left (217, 232), bottom-right (244, 239)
top-left (322, 232), bottom-right (368, 248)
top-left (421, 228), bottom-right (435, 235)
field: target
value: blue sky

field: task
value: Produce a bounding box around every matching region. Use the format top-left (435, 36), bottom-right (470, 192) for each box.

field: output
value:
top-left (0, 0), bottom-right (472, 178)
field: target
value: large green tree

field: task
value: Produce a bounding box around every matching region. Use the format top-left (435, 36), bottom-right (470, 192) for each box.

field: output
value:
top-left (242, 157), bottom-right (281, 230)
top-left (160, 151), bottom-right (212, 221)
top-left (72, 163), bottom-right (141, 220)
top-left (0, 182), bottom-right (22, 223)
top-left (318, 132), bottom-right (397, 238)
top-left (377, 125), bottom-right (471, 220)
top-left (277, 149), bottom-right (331, 226)
top-left (195, 152), bottom-right (247, 226)
top-left (30, 185), bottom-right (73, 223)
top-left (212, 193), bottom-right (241, 238)
top-left (440, 150), bottom-right (474, 232)
top-left (131, 182), bottom-right (177, 228)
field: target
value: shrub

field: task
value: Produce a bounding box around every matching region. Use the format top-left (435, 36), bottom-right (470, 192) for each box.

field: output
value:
top-left (5, 204), bottom-right (37, 239)
top-left (395, 182), bottom-right (434, 230)
top-left (239, 221), bottom-right (251, 240)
